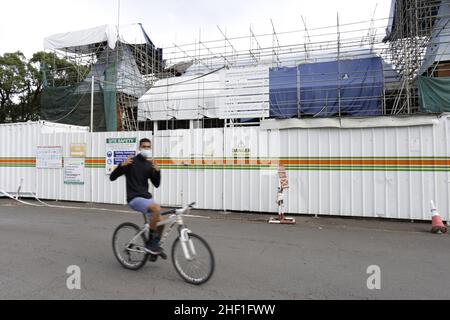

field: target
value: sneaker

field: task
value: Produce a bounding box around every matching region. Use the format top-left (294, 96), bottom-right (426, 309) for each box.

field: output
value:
top-left (144, 240), bottom-right (163, 255)
top-left (159, 249), bottom-right (167, 260)
top-left (149, 250), bottom-right (166, 261)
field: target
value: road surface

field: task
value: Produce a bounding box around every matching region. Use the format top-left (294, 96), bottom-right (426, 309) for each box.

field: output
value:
top-left (0, 199), bottom-right (449, 299)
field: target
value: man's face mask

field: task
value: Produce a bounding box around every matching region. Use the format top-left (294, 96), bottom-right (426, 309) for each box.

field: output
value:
top-left (140, 149), bottom-right (152, 158)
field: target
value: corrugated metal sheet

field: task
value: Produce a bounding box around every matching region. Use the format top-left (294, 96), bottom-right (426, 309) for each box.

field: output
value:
top-left (2, 117), bottom-right (450, 221)
top-left (148, 129), bottom-right (224, 210)
top-left (276, 119), bottom-right (450, 220)
top-left (0, 121), bottom-right (88, 195)
top-left (37, 131), bottom-right (151, 204)
top-left (37, 131), bottom-right (91, 202)
top-left (224, 127), bottom-right (279, 213)
top-left (220, 118), bottom-right (450, 220)
top-left (179, 129), bottom-right (224, 210)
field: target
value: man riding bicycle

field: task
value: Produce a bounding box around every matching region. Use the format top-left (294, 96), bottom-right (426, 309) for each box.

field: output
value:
top-left (109, 138), bottom-right (166, 258)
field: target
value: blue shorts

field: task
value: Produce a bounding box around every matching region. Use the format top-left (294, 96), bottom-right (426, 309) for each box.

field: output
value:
top-left (128, 197), bottom-right (155, 218)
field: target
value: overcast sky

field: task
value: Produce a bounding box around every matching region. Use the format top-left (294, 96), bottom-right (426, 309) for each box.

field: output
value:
top-left (0, 0), bottom-right (392, 57)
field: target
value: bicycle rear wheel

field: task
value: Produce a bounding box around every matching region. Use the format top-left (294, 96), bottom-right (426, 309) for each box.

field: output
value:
top-left (112, 222), bottom-right (148, 271)
top-left (171, 233), bottom-right (215, 285)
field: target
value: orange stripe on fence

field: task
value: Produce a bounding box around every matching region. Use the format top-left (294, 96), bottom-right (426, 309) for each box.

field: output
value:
top-left (0, 159), bottom-right (35, 163)
top-left (281, 159), bottom-right (450, 166)
top-left (154, 159), bottom-right (450, 166)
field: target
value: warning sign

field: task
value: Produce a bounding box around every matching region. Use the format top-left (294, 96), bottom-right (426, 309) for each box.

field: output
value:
top-left (106, 138), bottom-right (137, 175)
top-left (64, 158), bottom-right (85, 185)
top-left (70, 143), bottom-right (86, 158)
top-left (36, 146), bottom-right (63, 169)
top-left (278, 164), bottom-right (289, 190)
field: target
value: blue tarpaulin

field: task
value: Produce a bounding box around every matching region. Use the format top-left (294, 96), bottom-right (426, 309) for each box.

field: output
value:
top-left (269, 57), bottom-right (384, 118)
top-left (269, 67), bottom-right (298, 118)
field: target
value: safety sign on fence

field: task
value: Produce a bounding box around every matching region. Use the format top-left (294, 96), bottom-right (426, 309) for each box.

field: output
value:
top-left (36, 146), bottom-right (63, 169)
top-left (106, 138), bottom-right (137, 175)
top-left (278, 164), bottom-right (289, 190)
top-left (70, 143), bottom-right (86, 158)
top-left (64, 158), bottom-right (85, 185)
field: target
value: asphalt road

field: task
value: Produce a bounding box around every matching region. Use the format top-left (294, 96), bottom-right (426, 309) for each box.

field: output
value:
top-left (0, 198), bottom-right (449, 300)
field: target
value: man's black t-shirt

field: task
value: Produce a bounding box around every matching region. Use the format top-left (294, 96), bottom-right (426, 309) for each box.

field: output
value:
top-left (109, 154), bottom-right (161, 203)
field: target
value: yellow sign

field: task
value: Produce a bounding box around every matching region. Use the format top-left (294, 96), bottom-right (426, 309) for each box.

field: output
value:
top-left (70, 143), bottom-right (86, 158)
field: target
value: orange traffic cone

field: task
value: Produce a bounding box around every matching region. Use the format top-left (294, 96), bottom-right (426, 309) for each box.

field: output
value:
top-left (430, 201), bottom-right (448, 234)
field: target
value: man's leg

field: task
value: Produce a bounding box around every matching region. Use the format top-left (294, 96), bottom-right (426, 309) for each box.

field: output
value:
top-left (145, 202), bottom-right (167, 258)
top-left (148, 202), bottom-right (162, 233)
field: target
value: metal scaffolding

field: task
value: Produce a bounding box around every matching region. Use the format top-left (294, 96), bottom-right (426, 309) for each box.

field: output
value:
top-left (140, 13), bottom-right (398, 128)
top-left (41, 24), bottom-right (164, 132)
top-left (41, 1), bottom-right (450, 131)
top-left (384, 0), bottom-right (443, 114)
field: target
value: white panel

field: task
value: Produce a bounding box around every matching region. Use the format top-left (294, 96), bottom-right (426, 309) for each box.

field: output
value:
top-left (36, 132), bottom-right (90, 202)
top-left (91, 131), bottom-right (134, 204)
top-left (0, 122), bottom-right (39, 194)
top-left (186, 128), bottom-right (224, 210)
top-left (0, 121), bottom-right (87, 196)
top-left (218, 65), bottom-right (269, 119)
top-left (153, 130), bottom-right (185, 206)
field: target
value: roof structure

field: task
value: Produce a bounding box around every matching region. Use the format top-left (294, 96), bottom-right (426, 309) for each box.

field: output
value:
top-left (44, 23), bottom-right (156, 53)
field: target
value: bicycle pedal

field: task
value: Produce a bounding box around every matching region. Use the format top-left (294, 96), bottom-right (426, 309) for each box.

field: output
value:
top-left (149, 254), bottom-right (158, 262)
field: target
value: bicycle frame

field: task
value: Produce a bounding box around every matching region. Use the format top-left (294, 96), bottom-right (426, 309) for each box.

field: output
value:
top-left (125, 203), bottom-right (196, 260)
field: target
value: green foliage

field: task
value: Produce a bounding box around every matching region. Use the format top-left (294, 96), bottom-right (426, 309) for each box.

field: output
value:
top-left (31, 51), bottom-right (90, 87)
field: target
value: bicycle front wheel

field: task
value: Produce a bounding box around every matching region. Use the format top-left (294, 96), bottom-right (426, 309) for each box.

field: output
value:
top-left (171, 233), bottom-right (215, 285)
top-left (112, 222), bottom-right (148, 271)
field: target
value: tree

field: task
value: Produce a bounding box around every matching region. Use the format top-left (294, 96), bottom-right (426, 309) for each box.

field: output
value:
top-left (0, 51), bottom-right (28, 122)
top-left (31, 51), bottom-right (90, 88)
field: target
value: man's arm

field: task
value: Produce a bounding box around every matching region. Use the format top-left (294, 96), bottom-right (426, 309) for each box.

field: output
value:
top-left (109, 156), bottom-right (133, 181)
top-left (109, 164), bottom-right (126, 181)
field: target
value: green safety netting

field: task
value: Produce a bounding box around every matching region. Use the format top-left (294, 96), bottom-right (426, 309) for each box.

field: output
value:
top-left (103, 61), bottom-right (118, 132)
top-left (40, 62), bottom-right (117, 132)
top-left (418, 76), bottom-right (450, 113)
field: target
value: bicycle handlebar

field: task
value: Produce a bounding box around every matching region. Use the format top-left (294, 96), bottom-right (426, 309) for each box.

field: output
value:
top-left (160, 202), bottom-right (196, 216)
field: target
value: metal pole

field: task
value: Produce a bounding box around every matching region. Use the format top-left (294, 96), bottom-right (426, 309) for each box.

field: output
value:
top-left (337, 12), bottom-right (341, 117)
top-left (297, 64), bottom-right (301, 118)
top-left (90, 76), bottom-right (94, 132)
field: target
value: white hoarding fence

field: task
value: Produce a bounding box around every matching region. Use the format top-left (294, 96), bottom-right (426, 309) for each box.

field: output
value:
top-left (2, 117), bottom-right (450, 221)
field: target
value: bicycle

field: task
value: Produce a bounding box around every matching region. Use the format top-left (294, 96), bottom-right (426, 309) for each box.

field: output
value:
top-left (112, 202), bottom-right (215, 285)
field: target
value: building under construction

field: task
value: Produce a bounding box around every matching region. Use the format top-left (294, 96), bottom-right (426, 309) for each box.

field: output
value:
top-left (41, 23), bottom-right (164, 131)
top-left (3, 0), bottom-right (449, 222)
top-left (40, 0), bottom-right (450, 132)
